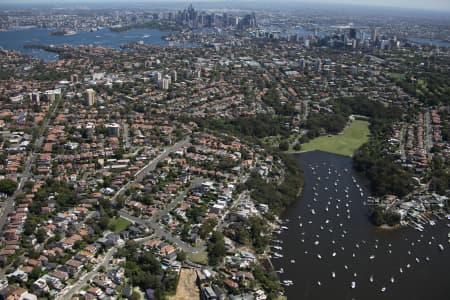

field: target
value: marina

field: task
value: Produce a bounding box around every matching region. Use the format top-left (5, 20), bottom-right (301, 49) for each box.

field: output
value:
top-left (272, 151), bottom-right (450, 300)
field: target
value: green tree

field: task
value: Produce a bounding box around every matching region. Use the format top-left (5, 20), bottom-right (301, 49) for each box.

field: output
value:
top-left (0, 178), bottom-right (17, 195)
top-left (278, 140), bottom-right (289, 151)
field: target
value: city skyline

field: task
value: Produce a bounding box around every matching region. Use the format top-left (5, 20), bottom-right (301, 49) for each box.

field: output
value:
top-left (1, 0), bottom-right (450, 12)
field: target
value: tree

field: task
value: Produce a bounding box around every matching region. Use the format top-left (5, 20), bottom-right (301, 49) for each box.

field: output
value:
top-left (207, 231), bottom-right (226, 266)
top-left (278, 140), bottom-right (289, 151)
top-left (36, 228), bottom-right (47, 243)
top-left (293, 143), bottom-right (301, 151)
top-left (0, 178), bottom-right (17, 195)
top-left (370, 207), bottom-right (385, 226)
top-left (129, 292), bottom-right (140, 300)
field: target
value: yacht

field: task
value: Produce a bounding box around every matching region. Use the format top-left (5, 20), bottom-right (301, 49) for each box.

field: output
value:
top-left (282, 280), bottom-right (293, 286)
top-left (351, 281), bottom-right (356, 289)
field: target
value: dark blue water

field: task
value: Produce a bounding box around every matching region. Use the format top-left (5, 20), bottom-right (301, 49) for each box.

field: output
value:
top-left (0, 27), bottom-right (189, 61)
top-left (272, 151), bottom-right (450, 300)
top-left (409, 38), bottom-right (450, 47)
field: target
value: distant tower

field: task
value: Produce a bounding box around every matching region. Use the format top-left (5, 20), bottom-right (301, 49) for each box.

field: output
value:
top-left (171, 70), bottom-right (177, 82)
top-left (84, 88), bottom-right (96, 106)
top-left (349, 28), bottom-right (357, 39)
top-left (315, 58), bottom-right (322, 72)
top-left (372, 28), bottom-right (378, 45)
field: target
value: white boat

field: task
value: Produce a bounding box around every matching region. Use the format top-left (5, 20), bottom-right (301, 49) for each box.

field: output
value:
top-left (332, 252), bottom-right (336, 257)
top-left (399, 268), bottom-right (403, 274)
top-left (291, 259), bottom-right (296, 264)
top-left (351, 281), bottom-right (356, 289)
top-left (406, 264), bottom-right (411, 268)
top-left (353, 272), bottom-right (357, 278)
top-left (381, 287), bottom-right (386, 292)
top-left (369, 255), bottom-right (375, 260)
top-left (314, 241), bottom-right (320, 246)
top-left (438, 244), bottom-right (444, 251)
top-left (276, 268), bottom-right (284, 274)
top-left (331, 272), bottom-right (336, 278)
top-left (317, 281), bottom-right (321, 286)
top-left (311, 209), bottom-right (316, 215)
top-left (317, 254), bottom-right (322, 259)
top-left (390, 277), bottom-right (395, 283)
top-left (369, 275), bottom-right (374, 283)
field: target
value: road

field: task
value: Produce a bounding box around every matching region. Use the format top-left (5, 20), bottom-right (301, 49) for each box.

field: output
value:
top-left (153, 177), bottom-right (204, 222)
top-left (0, 98), bottom-right (61, 235)
top-left (56, 246), bottom-right (117, 300)
top-left (216, 190), bottom-right (249, 231)
top-left (110, 138), bottom-right (190, 204)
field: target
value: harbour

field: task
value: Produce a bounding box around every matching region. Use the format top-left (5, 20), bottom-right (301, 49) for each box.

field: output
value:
top-left (272, 151), bottom-right (450, 300)
top-left (0, 27), bottom-right (184, 61)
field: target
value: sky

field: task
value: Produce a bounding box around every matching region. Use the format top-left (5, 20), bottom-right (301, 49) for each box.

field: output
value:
top-left (1, 0), bottom-right (449, 12)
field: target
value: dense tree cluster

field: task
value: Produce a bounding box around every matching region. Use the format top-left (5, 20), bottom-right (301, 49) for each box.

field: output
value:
top-left (243, 154), bottom-right (304, 215)
top-left (192, 114), bottom-right (290, 140)
top-left (207, 231), bottom-right (226, 266)
top-left (117, 241), bottom-right (178, 300)
top-left (0, 178), bottom-right (18, 195)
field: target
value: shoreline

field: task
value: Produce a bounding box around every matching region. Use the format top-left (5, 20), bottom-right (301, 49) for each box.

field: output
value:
top-left (377, 224), bottom-right (402, 231)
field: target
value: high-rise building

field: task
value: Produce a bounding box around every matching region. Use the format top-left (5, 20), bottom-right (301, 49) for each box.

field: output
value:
top-left (171, 70), bottom-right (177, 82)
top-left (372, 28), bottom-right (378, 45)
top-left (349, 28), bottom-right (357, 39)
top-left (31, 91), bottom-right (40, 104)
top-left (159, 76), bottom-right (170, 90)
top-left (106, 123), bottom-right (120, 137)
top-left (84, 88), bottom-right (96, 106)
top-left (315, 59), bottom-right (322, 72)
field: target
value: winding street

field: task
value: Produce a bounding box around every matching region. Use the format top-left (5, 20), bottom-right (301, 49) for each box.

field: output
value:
top-left (56, 246), bottom-right (117, 300)
top-left (110, 138), bottom-right (190, 204)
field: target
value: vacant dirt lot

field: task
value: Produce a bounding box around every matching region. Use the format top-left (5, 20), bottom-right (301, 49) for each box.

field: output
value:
top-left (168, 269), bottom-right (200, 300)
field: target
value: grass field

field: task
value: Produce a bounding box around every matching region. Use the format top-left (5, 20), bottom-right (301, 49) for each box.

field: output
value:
top-left (108, 217), bottom-right (132, 233)
top-left (295, 120), bottom-right (370, 157)
top-left (187, 251), bottom-right (208, 265)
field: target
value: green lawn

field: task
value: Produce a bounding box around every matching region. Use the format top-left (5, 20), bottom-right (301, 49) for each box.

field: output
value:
top-left (187, 251), bottom-right (208, 265)
top-left (108, 217), bottom-right (132, 233)
top-left (296, 120), bottom-right (370, 157)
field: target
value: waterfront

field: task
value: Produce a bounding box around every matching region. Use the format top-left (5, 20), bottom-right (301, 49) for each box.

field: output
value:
top-left (272, 151), bottom-right (450, 300)
top-left (409, 37), bottom-right (450, 47)
top-left (0, 27), bottom-right (182, 61)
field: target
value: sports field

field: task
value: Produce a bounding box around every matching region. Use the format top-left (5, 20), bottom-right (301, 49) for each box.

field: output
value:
top-left (296, 120), bottom-right (370, 157)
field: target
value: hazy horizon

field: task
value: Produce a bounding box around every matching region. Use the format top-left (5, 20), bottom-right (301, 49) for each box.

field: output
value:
top-left (0, 0), bottom-right (449, 13)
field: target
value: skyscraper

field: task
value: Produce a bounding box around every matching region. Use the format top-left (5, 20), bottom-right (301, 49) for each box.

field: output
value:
top-left (84, 88), bottom-right (95, 106)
